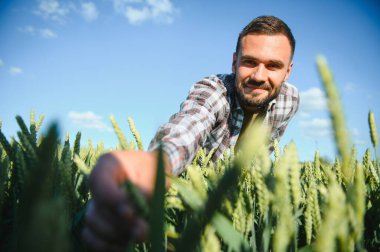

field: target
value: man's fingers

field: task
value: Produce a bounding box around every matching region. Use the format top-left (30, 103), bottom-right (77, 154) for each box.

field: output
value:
top-left (85, 150), bottom-right (154, 249)
top-left (82, 227), bottom-right (125, 252)
top-left (85, 201), bottom-right (149, 245)
top-left (85, 201), bottom-right (130, 243)
top-left (116, 201), bottom-right (135, 221)
top-left (89, 153), bottom-right (128, 210)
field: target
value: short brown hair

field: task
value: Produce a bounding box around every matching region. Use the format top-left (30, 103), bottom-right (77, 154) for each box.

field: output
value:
top-left (235, 16), bottom-right (296, 59)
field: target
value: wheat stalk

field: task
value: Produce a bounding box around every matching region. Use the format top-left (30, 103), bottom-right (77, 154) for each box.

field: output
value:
top-left (316, 55), bottom-right (351, 182)
top-left (369, 111), bottom-right (378, 161)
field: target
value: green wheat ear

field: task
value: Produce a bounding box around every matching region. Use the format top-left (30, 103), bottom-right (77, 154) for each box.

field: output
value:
top-left (110, 115), bottom-right (128, 150)
top-left (36, 114), bottom-right (44, 132)
top-left (316, 55), bottom-right (351, 182)
top-left (368, 111), bottom-right (378, 151)
top-left (304, 183), bottom-right (314, 245)
top-left (29, 112), bottom-right (37, 144)
top-left (127, 116), bottom-right (144, 150)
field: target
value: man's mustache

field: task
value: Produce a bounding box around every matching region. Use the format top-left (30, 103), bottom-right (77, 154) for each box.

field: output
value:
top-left (243, 79), bottom-right (271, 90)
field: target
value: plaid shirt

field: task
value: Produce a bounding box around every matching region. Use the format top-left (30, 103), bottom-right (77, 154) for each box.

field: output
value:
top-left (149, 73), bottom-right (299, 175)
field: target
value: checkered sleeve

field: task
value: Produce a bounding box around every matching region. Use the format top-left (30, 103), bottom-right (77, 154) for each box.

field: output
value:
top-left (148, 76), bottom-right (229, 175)
top-left (275, 82), bottom-right (300, 141)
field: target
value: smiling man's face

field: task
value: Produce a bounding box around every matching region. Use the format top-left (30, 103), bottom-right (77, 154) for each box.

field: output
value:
top-left (233, 33), bottom-right (293, 111)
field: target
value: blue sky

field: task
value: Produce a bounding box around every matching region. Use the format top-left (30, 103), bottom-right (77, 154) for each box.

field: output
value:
top-left (1, 0), bottom-right (379, 162)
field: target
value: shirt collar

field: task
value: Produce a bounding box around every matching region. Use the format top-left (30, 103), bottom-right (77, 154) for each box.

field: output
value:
top-left (268, 99), bottom-right (276, 112)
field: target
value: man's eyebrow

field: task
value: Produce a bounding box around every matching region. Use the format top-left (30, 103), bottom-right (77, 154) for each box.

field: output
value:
top-left (240, 55), bottom-right (285, 67)
top-left (267, 60), bottom-right (285, 67)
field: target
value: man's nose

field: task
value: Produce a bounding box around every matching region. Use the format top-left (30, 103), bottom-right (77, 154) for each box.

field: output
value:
top-left (251, 64), bottom-right (266, 82)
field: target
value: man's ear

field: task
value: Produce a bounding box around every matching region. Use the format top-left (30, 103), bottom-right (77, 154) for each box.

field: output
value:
top-left (232, 52), bottom-right (237, 74)
top-left (284, 61), bottom-right (293, 82)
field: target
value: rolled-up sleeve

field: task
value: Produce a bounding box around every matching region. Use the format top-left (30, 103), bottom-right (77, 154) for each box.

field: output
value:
top-left (148, 77), bottom-right (228, 175)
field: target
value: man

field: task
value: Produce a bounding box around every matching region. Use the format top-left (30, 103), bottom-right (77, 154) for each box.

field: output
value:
top-left (83, 15), bottom-right (299, 251)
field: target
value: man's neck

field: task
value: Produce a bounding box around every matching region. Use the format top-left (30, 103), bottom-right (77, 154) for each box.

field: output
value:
top-left (242, 108), bottom-right (266, 126)
top-left (242, 104), bottom-right (268, 116)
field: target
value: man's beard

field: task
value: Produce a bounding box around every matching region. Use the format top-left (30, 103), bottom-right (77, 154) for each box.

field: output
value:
top-left (236, 79), bottom-right (281, 109)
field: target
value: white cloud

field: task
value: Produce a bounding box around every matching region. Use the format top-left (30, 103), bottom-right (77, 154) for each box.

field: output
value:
top-left (349, 128), bottom-right (366, 145)
top-left (298, 111), bottom-right (311, 118)
top-left (35, 0), bottom-right (100, 24)
top-left (299, 118), bottom-right (331, 129)
top-left (299, 117), bottom-right (332, 139)
top-left (9, 67), bottom-right (23, 76)
top-left (299, 119), bottom-right (363, 144)
top-left (35, 0), bottom-right (71, 23)
top-left (33, 0), bottom-right (177, 25)
top-left (113, 0), bottom-right (144, 11)
top-left (0, 59), bottom-right (4, 67)
top-left (299, 87), bottom-right (327, 112)
top-left (68, 111), bottom-right (112, 132)
top-left (81, 2), bottom-right (99, 22)
top-left (125, 6), bottom-right (151, 23)
top-left (113, 0), bottom-right (177, 24)
top-left (350, 128), bottom-right (359, 137)
top-left (40, 28), bottom-right (58, 38)
top-left (19, 26), bottom-right (57, 39)
top-left (19, 25), bottom-right (36, 35)
top-left (149, 0), bottom-right (173, 15)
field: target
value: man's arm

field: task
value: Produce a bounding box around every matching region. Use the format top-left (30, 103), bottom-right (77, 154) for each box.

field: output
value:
top-left (83, 76), bottom-right (229, 250)
top-left (149, 76), bottom-right (229, 175)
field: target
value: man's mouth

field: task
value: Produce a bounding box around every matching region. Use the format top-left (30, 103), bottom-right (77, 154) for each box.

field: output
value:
top-left (243, 79), bottom-right (270, 89)
top-left (245, 84), bottom-right (266, 89)
top-left (243, 84), bottom-right (269, 93)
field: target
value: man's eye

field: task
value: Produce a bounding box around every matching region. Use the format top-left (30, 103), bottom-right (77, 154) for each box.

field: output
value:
top-left (242, 60), bottom-right (257, 66)
top-left (267, 64), bottom-right (280, 70)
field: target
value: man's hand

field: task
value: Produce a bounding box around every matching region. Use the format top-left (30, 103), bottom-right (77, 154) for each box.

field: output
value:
top-left (82, 150), bottom-right (167, 251)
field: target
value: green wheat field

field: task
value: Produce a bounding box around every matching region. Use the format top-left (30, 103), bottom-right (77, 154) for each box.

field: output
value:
top-left (0, 56), bottom-right (379, 252)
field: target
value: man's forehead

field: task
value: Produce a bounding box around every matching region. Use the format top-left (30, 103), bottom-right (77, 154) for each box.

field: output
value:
top-left (239, 34), bottom-right (292, 63)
